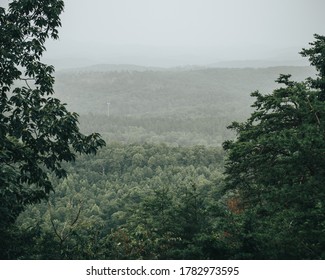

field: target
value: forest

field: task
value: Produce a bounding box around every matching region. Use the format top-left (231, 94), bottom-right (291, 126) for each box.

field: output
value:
top-left (1, 0), bottom-right (325, 260)
top-left (12, 143), bottom-right (228, 259)
top-left (4, 60), bottom-right (325, 259)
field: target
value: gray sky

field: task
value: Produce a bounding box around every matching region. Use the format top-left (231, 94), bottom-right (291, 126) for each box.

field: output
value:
top-left (2, 0), bottom-right (325, 67)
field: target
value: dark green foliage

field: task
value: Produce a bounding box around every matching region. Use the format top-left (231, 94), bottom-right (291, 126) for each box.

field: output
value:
top-left (223, 34), bottom-right (325, 259)
top-left (0, 0), bottom-right (105, 258)
top-left (301, 34), bottom-right (325, 93)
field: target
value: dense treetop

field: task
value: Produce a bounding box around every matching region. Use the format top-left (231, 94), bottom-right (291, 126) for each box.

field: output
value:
top-left (0, 0), bottom-right (104, 252)
top-left (223, 34), bottom-right (325, 259)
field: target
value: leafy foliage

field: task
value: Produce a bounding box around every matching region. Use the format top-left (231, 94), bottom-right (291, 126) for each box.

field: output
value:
top-left (0, 0), bottom-right (105, 257)
top-left (223, 34), bottom-right (325, 259)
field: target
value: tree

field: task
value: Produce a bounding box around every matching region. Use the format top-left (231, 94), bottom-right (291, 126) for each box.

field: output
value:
top-left (0, 0), bottom-right (105, 257)
top-left (222, 34), bottom-right (325, 259)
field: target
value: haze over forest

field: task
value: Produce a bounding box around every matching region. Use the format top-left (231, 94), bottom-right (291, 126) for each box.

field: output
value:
top-left (53, 65), bottom-right (315, 146)
top-left (2, 0), bottom-right (325, 261)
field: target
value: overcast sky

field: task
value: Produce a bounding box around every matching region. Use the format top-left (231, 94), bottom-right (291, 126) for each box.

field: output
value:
top-left (2, 0), bottom-right (325, 67)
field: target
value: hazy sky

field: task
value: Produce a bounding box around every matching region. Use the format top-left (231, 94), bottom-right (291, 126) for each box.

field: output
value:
top-left (2, 0), bottom-right (325, 67)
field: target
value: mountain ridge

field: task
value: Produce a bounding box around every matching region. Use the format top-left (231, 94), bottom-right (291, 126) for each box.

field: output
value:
top-left (54, 58), bottom-right (310, 73)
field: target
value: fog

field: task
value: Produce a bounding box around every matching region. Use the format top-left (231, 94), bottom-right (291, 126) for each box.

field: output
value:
top-left (2, 0), bottom-right (325, 68)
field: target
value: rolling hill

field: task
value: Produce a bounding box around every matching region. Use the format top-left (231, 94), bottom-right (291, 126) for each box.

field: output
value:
top-left (53, 65), bottom-right (315, 145)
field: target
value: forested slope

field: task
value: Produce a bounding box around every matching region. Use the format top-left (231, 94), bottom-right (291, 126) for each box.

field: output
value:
top-left (8, 65), bottom-right (321, 260)
top-left (2, 0), bottom-right (324, 261)
top-left (53, 66), bottom-right (315, 146)
top-left (6, 63), bottom-right (322, 260)
top-left (55, 66), bottom-right (314, 118)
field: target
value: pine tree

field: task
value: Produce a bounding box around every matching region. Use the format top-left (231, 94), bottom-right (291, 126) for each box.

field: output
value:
top-left (222, 34), bottom-right (325, 259)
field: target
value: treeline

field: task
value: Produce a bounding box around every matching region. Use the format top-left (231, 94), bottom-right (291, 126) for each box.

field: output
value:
top-left (11, 143), bottom-right (235, 259)
top-left (79, 115), bottom-right (235, 146)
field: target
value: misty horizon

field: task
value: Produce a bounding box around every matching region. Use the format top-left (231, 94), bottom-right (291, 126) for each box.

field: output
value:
top-left (45, 44), bottom-right (311, 70)
top-left (41, 0), bottom-right (324, 69)
top-left (1, 0), bottom-right (324, 69)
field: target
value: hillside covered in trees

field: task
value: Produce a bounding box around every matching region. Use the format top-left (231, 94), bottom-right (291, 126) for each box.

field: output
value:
top-left (1, 0), bottom-right (325, 261)
top-left (6, 57), bottom-right (325, 260)
top-left (56, 66), bottom-right (314, 146)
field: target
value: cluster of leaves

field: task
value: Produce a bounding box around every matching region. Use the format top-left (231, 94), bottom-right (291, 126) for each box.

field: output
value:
top-left (0, 0), bottom-right (105, 257)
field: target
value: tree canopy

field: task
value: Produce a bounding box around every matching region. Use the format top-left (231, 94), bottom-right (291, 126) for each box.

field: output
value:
top-left (223, 34), bottom-right (325, 259)
top-left (0, 0), bottom-right (105, 251)
top-left (2, 1), bottom-right (324, 261)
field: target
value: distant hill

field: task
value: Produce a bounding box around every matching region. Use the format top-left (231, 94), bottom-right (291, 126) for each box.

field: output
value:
top-left (55, 59), bottom-right (310, 73)
top-left (53, 65), bottom-right (315, 145)
top-left (58, 64), bottom-right (166, 73)
top-left (208, 59), bottom-right (309, 68)
top-left (54, 65), bottom-right (315, 117)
